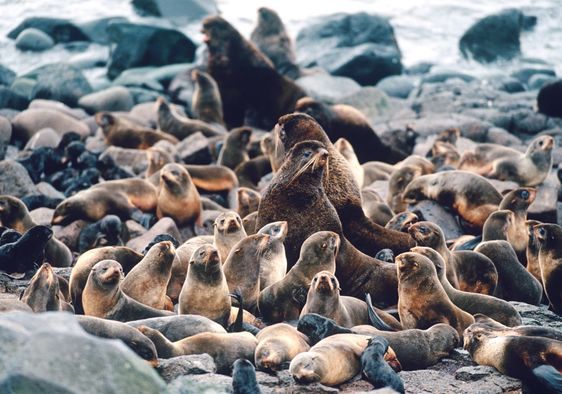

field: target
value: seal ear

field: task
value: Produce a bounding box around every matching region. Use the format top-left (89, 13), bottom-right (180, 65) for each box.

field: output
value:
top-left (97, 113), bottom-right (115, 128)
top-left (501, 189), bottom-right (514, 196)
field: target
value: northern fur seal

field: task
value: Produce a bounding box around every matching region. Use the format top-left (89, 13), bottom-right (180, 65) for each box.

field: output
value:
top-left (255, 323), bottom-right (310, 372)
top-left (217, 127), bottom-right (252, 170)
top-left (361, 337), bottom-right (405, 393)
top-left (499, 187), bottom-right (536, 263)
top-left (20, 263), bottom-right (74, 313)
top-left (191, 69), bottom-right (224, 126)
top-left (0, 225), bottom-right (52, 273)
top-left (535, 223), bottom-right (562, 313)
top-left (156, 163), bottom-right (202, 226)
top-left (213, 211), bottom-right (247, 263)
top-left (157, 96), bottom-right (224, 139)
top-left (256, 221), bottom-right (288, 289)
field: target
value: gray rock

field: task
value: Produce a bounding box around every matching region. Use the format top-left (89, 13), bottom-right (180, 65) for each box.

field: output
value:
top-left (511, 302), bottom-right (562, 330)
top-left (406, 62), bottom-right (434, 75)
top-left (411, 200), bottom-right (464, 240)
top-left (339, 87), bottom-right (405, 124)
top-left (126, 220), bottom-right (148, 240)
top-left (177, 132), bottom-right (212, 164)
top-left (78, 86), bottom-right (134, 113)
top-left (29, 99), bottom-right (89, 120)
top-left (7, 17), bottom-right (88, 43)
top-left (422, 71), bottom-right (476, 84)
top-left (377, 75), bottom-right (416, 99)
top-left (157, 354), bottom-right (217, 383)
top-left (52, 220), bottom-right (89, 252)
top-left (29, 207), bottom-right (54, 226)
top-left (24, 128), bottom-right (61, 150)
top-left (0, 116), bottom-right (11, 160)
top-left (528, 172), bottom-right (559, 223)
top-left (511, 67), bottom-right (556, 84)
top-left (167, 374), bottom-right (232, 394)
top-left (0, 65), bottom-right (16, 87)
top-left (128, 87), bottom-right (162, 105)
top-left (528, 74), bottom-right (557, 90)
top-left (0, 160), bottom-right (38, 197)
top-left (0, 311), bottom-right (166, 393)
top-left (15, 28), bottom-right (54, 51)
top-left (11, 108), bottom-right (90, 142)
top-left (99, 146), bottom-right (148, 174)
top-left (132, 0), bottom-right (218, 21)
top-left (0, 86), bottom-right (29, 110)
top-left (10, 77), bottom-right (36, 99)
top-left (455, 366), bottom-right (498, 381)
top-left (485, 127), bottom-right (523, 147)
top-left (127, 217), bottom-right (182, 252)
top-left (77, 17), bottom-right (128, 44)
top-left (296, 72), bottom-right (361, 103)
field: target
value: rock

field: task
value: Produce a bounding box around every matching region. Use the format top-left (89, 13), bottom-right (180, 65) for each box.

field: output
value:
top-left (106, 22), bottom-right (196, 80)
top-left (0, 116), bottom-right (12, 160)
top-left (15, 28), bottom-right (54, 51)
top-left (0, 160), bottom-right (38, 197)
top-left (36, 182), bottom-right (66, 200)
top-left (511, 302), bottom-right (562, 330)
top-left (126, 217), bottom-right (182, 252)
top-left (99, 146), bottom-right (148, 175)
top-left (296, 72), bottom-right (361, 103)
top-left (297, 12), bottom-right (402, 85)
top-left (459, 8), bottom-right (537, 63)
top-left (29, 207), bottom-right (54, 226)
top-left (528, 74), bottom-right (557, 90)
top-left (376, 75), bottom-right (416, 98)
top-left (11, 108), bottom-right (90, 142)
top-left (26, 63), bottom-right (92, 107)
top-left (177, 132), bottom-right (212, 165)
top-left (511, 67), bottom-right (556, 85)
top-left (528, 172), bottom-right (559, 223)
top-left (29, 99), bottom-right (88, 120)
top-left (78, 86), bottom-right (134, 113)
top-left (538, 79), bottom-right (562, 118)
top-left (126, 220), bottom-right (147, 240)
top-left (167, 374), bottom-right (232, 394)
top-left (421, 70), bottom-right (475, 84)
top-left (132, 0), bottom-right (218, 21)
top-left (411, 200), bottom-right (464, 240)
top-left (510, 109), bottom-right (550, 135)
top-left (0, 311), bottom-right (166, 392)
top-left (7, 17), bottom-right (89, 43)
top-left (406, 62), bottom-right (434, 75)
top-left (53, 220), bottom-right (89, 251)
top-left (485, 127), bottom-right (522, 146)
top-left (24, 128), bottom-right (61, 150)
top-left (487, 76), bottom-right (525, 93)
top-left (77, 17), bottom-right (128, 45)
top-left (339, 86), bottom-right (405, 124)
top-left (0, 86), bottom-right (29, 110)
top-left (10, 77), bottom-right (36, 99)
top-left (157, 355), bottom-right (216, 383)
top-left (0, 64), bottom-right (16, 87)
top-left (454, 366), bottom-right (498, 381)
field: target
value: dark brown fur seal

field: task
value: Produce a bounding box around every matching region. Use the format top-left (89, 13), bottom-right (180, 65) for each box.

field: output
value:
top-left (82, 259), bottom-right (173, 321)
top-left (96, 112), bottom-right (178, 149)
top-left (191, 69), bottom-right (224, 126)
top-left (234, 155), bottom-right (272, 189)
top-left (21, 263), bottom-right (74, 313)
top-left (202, 16), bottom-right (305, 128)
top-left (535, 223), bottom-right (562, 313)
top-left (295, 97), bottom-right (407, 164)
top-left (157, 163), bottom-right (202, 226)
top-left (217, 127), bottom-right (252, 170)
top-left (526, 219), bottom-right (542, 283)
top-left (396, 251), bottom-right (475, 339)
top-left (255, 323), bottom-right (310, 372)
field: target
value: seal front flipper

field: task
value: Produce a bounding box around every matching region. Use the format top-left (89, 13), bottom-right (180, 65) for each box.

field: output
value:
top-left (366, 293), bottom-right (395, 332)
top-left (130, 209), bottom-right (156, 229)
top-left (291, 287), bottom-right (308, 306)
top-left (531, 365), bottom-right (562, 393)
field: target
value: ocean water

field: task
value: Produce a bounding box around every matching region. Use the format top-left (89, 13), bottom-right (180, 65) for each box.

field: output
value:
top-left (0, 0), bottom-right (561, 79)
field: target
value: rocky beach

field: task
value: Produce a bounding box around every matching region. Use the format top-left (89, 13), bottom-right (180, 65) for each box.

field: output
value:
top-left (1, 0), bottom-right (562, 393)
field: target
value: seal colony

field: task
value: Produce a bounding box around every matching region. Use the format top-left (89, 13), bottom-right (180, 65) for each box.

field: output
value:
top-left (0, 6), bottom-right (562, 394)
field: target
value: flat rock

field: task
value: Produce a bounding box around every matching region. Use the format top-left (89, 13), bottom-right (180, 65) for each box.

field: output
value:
top-left (0, 64), bottom-right (16, 87)
top-left (132, 0), bottom-right (218, 21)
top-left (511, 301), bottom-right (562, 329)
top-left (29, 207), bottom-right (54, 226)
top-left (340, 87), bottom-right (405, 124)
top-left (11, 108), bottom-right (90, 142)
top-left (377, 75), bottom-right (416, 99)
top-left (52, 219), bottom-right (89, 252)
top-left (126, 217), bottom-right (182, 252)
top-left (99, 146), bottom-right (148, 175)
top-left (177, 132), bottom-right (212, 165)
top-left (26, 63), bottom-right (92, 107)
top-left (0, 160), bottom-right (38, 197)
top-left (78, 86), bottom-right (134, 113)
top-left (15, 28), bottom-right (55, 51)
top-left (0, 116), bottom-right (11, 160)
top-left (157, 354), bottom-right (216, 383)
top-left (7, 17), bottom-right (88, 43)
top-left (167, 373), bottom-right (232, 394)
top-left (296, 72), bottom-right (361, 103)
top-left (411, 200), bottom-right (464, 240)
top-left (23, 128), bottom-right (61, 150)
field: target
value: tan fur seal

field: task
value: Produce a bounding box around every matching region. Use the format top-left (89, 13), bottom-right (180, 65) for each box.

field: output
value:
top-left (184, 164), bottom-right (239, 193)
top-left (0, 195), bottom-right (72, 267)
top-left (535, 223), bottom-right (562, 313)
top-left (255, 323), bottom-right (310, 372)
top-left (178, 244), bottom-right (231, 326)
top-left (334, 138), bottom-right (364, 188)
top-left (468, 316), bottom-right (562, 341)
top-left (69, 245), bottom-right (143, 314)
top-left (145, 146), bottom-right (174, 178)
top-left (121, 241), bottom-right (175, 311)
top-left (83, 259), bottom-right (173, 321)
top-left (217, 127), bottom-right (252, 170)
top-left (412, 246), bottom-right (522, 327)
top-left (260, 132), bottom-right (284, 173)
top-left (156, 163), bottom-right (202, 226)
top-left (258, 231), bottom-right (339, 323)
top-left (156, 96), bottom-right (224, 139)
top-left (191, 69), bottom-right (224, 126)
top-left (289, 333), bottom-right (400, 386)
top-left (458, 142), bottom-right (521, 175)
top-left (487, 135), bottom-right (555, 186)
top-left (409, 221), bottom-right (498, 295)
top-left (526, 219), bottom-right (542, 283)
top-left (396, 252), bottom-right (475, 339)
top-left (403, 171), bottom-right (502, 231)
top-left (499, 187), bottom-right (536, 263)
top-left (475, 240), bottom-right (542, 305)
top-left (0, 299), bottom-right (33, 312)
top-left (138, 326), bottom-right (257, 373)
top-left (256, 221), bottom-right (288, 289)
top-left (52, 179), bottom-right (158, 225)
top-left (213, 211), bottom-right (247, 263)
top-left (236, 187), bottom-right (261, 219)
top-left (429, 140), bottom-right (460, 169)
top-left (387, 156), bottom-right (435, 213)
top-left (96, 112), bottom-right (178, 149)
top-left (21, 263), bottom-right (74, 313)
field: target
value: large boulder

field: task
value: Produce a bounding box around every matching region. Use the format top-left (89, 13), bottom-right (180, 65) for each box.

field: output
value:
top-left (78, 86), bottom-right (134, 113)
top-left (296, 72), bottom-right (361, 103)
top-left (0, 64), bottom-right (16, 86)
top-left (459, 9), bottom-right (537, 63)
top-left (296, 13), bottom-right (403, 85)
top-left (131, 0), bottom-right (218, 21)
top-left (7, 17), bottom-right (89, 43)
top-left (25, 63), bottom-right (92, 107)
top-left (11, 108), bottom-right (90, 142)
top-left (106, 22), bottom-right (196, 79)
top-left (0, 117), bottom-right (12, 160)
top-left (0, 86), bottom-right (29, 110)
top-left (15, 28), bottom-right (54, 51)
top-left (0, 160), bottom-right (38, 197)
top-left (537, 79), bottom-right (562, 118)
top-left (77, 17), bottom-right (128, 44)
top-left (0, 311), bottom-right (166, 393)
top-left (376, 75), bottom-right (416, 98)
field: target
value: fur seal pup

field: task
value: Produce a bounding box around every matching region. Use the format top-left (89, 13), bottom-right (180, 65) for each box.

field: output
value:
top-left (250, 7), bottom-right (300, 79)
top-left (264, 112), bottom-right (414, 261)
top-left (429, 140), bottom-right (461, 169)
top-left (0, 195), bottom-right (72, 267)
top-left (403, 171), bottom-right (502, 231)
top-left (387, 159), bottom-right (434, 213)
top-left (385, 211), bottom-right (418, 232)
top-left (256, 221), bottom-right (288, 289)
top-left (76, 315), bottom-right (159, 366)
top-left (236, 187), bottom-right (261, 219)
top-left (255, 323), bottom-right (310, 372)
top-left (464, 328), bottom-right (562, 393)
top-left (217, 127), bottom-right (252, 170)
top-left (289, 333), bottom-right (400, 386)
top-left (191, 69), bottom-right (224, 126)
top-left (96, 112), bottom-right (178, 149)
top-left (213, 211), bottom-right (247, 263)
top-left (487, 135), bottom-right (555, 186)
top-left (78, 215), bottom-right (128, 253)
top-left (535, 224), bottom-right (562, 313)
top-left (178, 244), bottom-right (231, 326)
top-left (294, 97), bottom-right (407, 164)
top-left (334, 138), bottom-right (364, 188)
top-left (121, 241), bottom-right (175, 311)
top-left (475, 240), bottom-right (542, 305)
top-left (20, 263), bottom-right (74, 313)
top-left (499, 187), bottom-right (537, 263)
top-left (257, 231), bottom-right (339, 323)
top-left (361, 336), bottom-right (405, 393)
top-left (202, 16), bottom-right (305, 128)
top-left (361, 189), bottom-right (394, 227)
top-left (412, 246), bottom-right (522, 327)
top-left (82, 260), bottom-right (173, 321)
top-left (396, 252), bottom-right (475, 339)
top-left (127, 315), bottom-right (226, 342)
top-left (70, 246), bottom-right (143, 314)
top-left (138, 326), bottom-right (257, 373)
top-left (234, 155), bottom-right (272, 190)
top-left (156, 96), bottom-right (224, 139)
top-left (232, 359), bottom-right (262, 394)
top-left (409, 221), bottom-right (498, 295)
top-left (256, 140), bottom-right (401, 307)
top-left (297, 314), bottom-right (460, 370)
top-left (157, 163), bottom-right (202, 226)
top-left (481, 210), bottom-right (517, 242)
top-left (526, 219), bottom-right (542, 283)
top-left (0, 225), bottom-right (52, 274)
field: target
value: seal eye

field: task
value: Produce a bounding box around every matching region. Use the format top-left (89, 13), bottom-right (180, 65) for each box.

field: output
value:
top-left (234, 248), bottom-right (241, 254)
top-left (279, 129), bottom-right (286, 140)
top-left (220, 219), bottom-right (225, 225)
top-left (303, 150), bottom-right (312, 159)
top-left (321, 243), bottom-right (327, 249)
top-left (538, 140), bottom-right (544, 147)
top-left (419, 226), bottom-right (428, 234)
top-left (538, 228), bottom-right (546, 237)
top-left (520, 190), bottom-right (529, 200)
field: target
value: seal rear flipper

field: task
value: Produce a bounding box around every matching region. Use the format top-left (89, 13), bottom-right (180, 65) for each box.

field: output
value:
top-left (531, 365), bottom-right (562, 393)
top-left (366, 293), bottom-right (395, 332)
top-left (228, 290), bottom-right (244, 332)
